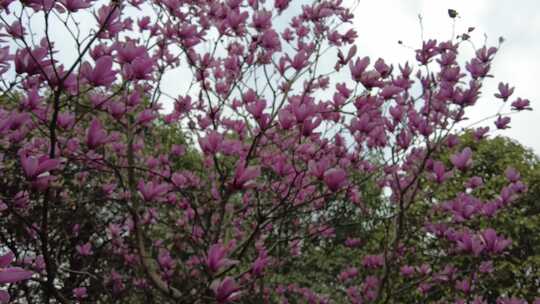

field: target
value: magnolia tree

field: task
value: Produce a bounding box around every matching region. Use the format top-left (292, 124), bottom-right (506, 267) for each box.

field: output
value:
top-left (0, 0), bottom-right (536, 303)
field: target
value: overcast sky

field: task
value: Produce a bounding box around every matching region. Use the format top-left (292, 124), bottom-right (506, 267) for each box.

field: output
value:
top-left (348, 0), bottom-right (540, 153)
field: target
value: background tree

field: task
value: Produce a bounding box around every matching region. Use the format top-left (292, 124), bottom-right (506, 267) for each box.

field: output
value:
top-left (431, 133), bottom-right (540, 301)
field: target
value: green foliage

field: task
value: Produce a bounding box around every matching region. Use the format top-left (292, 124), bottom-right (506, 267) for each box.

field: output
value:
top-left (148, 122), bottom-right (204, 172)
top-left (273, 133), bottom-right (540, 302)
top-left (431, 133), bottom-right (540, 300)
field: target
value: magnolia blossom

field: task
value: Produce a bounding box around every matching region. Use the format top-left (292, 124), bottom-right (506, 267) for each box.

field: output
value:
top-left (0, 251), bottom-right (33, 303)
top-left (81, 56), bottom-right (117, 86)
top-left (451, 147), bottom-right (473, 171)
top-left (206, 244), bottom-right (237, 273)
top-left (211, 277), bottom-right (241, 304)
top-left (323, 168), bottom-right (347, 191)
top-left (20, 154), bottom-right (59, 180)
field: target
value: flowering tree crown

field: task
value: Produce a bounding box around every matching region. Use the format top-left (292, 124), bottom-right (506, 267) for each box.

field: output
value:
top-left (0, 0), bottom-right (535, 303)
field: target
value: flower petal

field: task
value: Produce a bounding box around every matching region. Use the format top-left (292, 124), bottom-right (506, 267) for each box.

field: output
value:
top-left (0, 290), bottom-right (9, 304)
top-left (0, 252), bottom-right (13, 268)
top-left (0, 267), bottom-right (33, 284)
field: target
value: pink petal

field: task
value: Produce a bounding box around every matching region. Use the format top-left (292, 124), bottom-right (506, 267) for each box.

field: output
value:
top-left (0, 267), bottom-right (33, 284)
top-left (0, 290), bottom-right (9, 304)
top-left (0, 252), bottom-right (13, 268)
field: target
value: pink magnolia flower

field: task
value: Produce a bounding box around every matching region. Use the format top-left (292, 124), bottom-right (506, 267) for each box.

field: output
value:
top-left (479, 261), bottom-right (494, 273)
top-left (211, 277), bottom-right (241, 304)
top-left (301, 116), bottom-right (321, 136)
top-left (158, 249), bottom-right (176, 271)
top-left (337, 45), bottom-right (357, 66)
top-left (137, 180), bottom-right (170, 202)
top-left (505, 167), bottom-right (520, 182)
top-left (323, 168), bottom-right (347, 191)
top-left (431, 161), bottom-right (452, 184)
top-left (400, 265), bottom-right (415, 277)
top-left (308, 159), bottom-right (330, 179)
top-left (374, 57), bottom-right (392, 77)
top-left (73, 287), bottom-right (88, 299)
top-left (0, 251), bottom-right (33, 303)
top-left (115, 41), bottom-right (147, 64)
top-left (6, 21), bottom-right (24, 39)
top-left (465, 176), bottom-right (484, 189)
top-left (450, 147), bottom-right (473, 171)
top-left (444, 193), bottom-right (481, 222)
top-left (15, 0), bottom-right (55, 11)
top-left (344, 238), bottom-right (362, 248)
top-left (232, 164), bottom-right (260, 189)
top-left (20, 154), bottom-right (59, 180)
top-left (251, 10), bottom-right (272, 31)
top-left (481, 228), bottom-right (511, 254)
top-left (473, 127), bottom-right (490, 140)
top-left (171, 172), bottom-right (188, 188)
top-left (251, 250), bottom-right (269, 277)
top-left (0, 47), bottom-right (12, 75)
top-left (497, 297), bottom-right (527, 304)
top-left (339, 266), bottom-right (358, 282)
top-left (14, 46), bottom-right (51, 75)
top-left (76, 243), bottom-right (93, 256)
top-left (136, 109), bottom-right (156, 125)
top-left (86, 118), bottom-right (108, 149)
top-left (455, 279), bottom-right (471, 294)
top-left (94, 5), bottom-right (122, 38)
top-left (455, 231), bottom-right (484, 256)
top-left (0, 112), bottom-right (30, 134)
top-left (260, 29), bottom-right (281, 51)
top-left (246, 100), bottom-right (266, 118)
top-left (290, 50), bottom-right (309, 71)
top-left (359, 69), bottom-right (383, 89)
top-left (494, 82), bottom-right (514, 101)
top-left (347, 286), bottom-right (362, 304)
top-left (362, 275), bottom-right (380, 301)
top-left (199, 131), bottom-right (223, 154)
top-left (494, 116), bottom-right (511, 129)
top-left (61, 0), bottom-right (92, 12)
top-left (0, 0), bottom-right (14, 13)
top-left (380, 85), bottom-right (402, 100)
top-left (362, 254), bottom-right (384, 269)
top-left (466, 58), bottom-right (490, 79)
top-left (81, 56), bottom-right (117, 86)
top-left (349, 56), bottom-right (370, 82)
top-left (278, 109), bottom-right (295, 129)
top-left (274, 0), bottom-right (290, 12)
top-left (123, 56), bottom-right (154, 80)
top-left (511, 98), bottom-right (531, 111)
top-left (206, 244), bottom-right (237, 273)
top-left (57, 112), bottom-right (75, 129)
